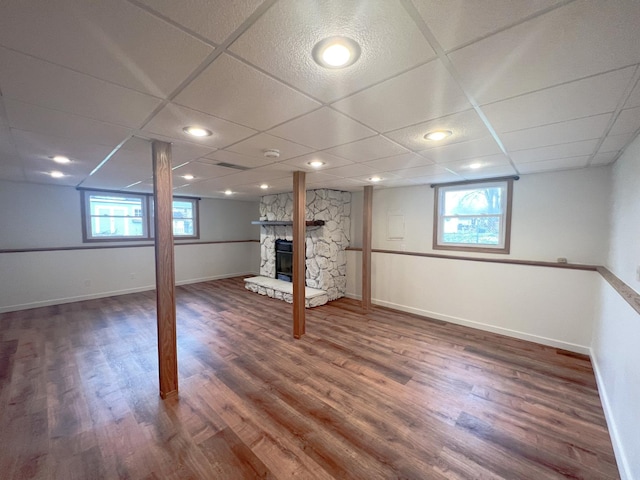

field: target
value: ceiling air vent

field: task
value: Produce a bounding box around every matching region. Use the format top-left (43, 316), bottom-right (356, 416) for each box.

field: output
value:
top-left (217, 162), bottom-right (250, 171)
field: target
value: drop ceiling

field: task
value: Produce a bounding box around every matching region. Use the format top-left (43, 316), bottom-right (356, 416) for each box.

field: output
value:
top-left (0, 0), bottom-right (639, 200)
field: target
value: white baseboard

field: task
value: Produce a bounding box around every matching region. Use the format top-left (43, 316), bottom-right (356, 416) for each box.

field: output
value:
top-left (590, 349), bottom-right (631, 480)
top-left (0, 271), bottom-right (259, 313)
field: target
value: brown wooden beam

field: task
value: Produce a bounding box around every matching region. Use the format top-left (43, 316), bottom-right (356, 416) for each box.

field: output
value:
top-left (292, 171), bottom-right (306, 338)
top-left (362, 185), bottom-right (373, 312)
top-left (152, 140), bottom-right (178, 399)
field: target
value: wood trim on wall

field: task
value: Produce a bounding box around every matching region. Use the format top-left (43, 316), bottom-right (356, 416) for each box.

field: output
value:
top-left (292, 171), bottom-right (306, 339)
top-left (346, 247), bottom-right (598, 271)
top-left (362, 186), bottom-right (373, 312)
top-left (597, 266), bottom-right (640, 316)
top-left (0, 239), bottom-right (259, 254)
top-left (152, 140), bottom-right (178, 399)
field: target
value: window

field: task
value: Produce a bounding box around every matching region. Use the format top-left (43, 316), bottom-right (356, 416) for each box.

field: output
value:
top-left (81, 190), bottom-right (199, 241)
top-left (433, 178), bottom-right (513, 253)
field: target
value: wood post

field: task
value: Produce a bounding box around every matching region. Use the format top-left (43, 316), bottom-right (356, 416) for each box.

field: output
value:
top-left (362, 185), bottom-right (373, 312)
top-left (151, 140), bottom-right (178, 399)
top-left (293, 171), bottom-right (306, 338)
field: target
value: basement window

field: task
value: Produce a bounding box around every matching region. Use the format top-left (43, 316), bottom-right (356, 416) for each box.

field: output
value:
top-left (433, 179), bottom-right (513, 254)
top-left (81, 190), bottom-right (199, 241)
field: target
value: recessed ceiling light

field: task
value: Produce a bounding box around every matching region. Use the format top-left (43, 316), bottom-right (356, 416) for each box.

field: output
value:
top-left (312, 36), bottom-right (361, 69)
top-left (52, 155), bottom-right (70, 164)
top-left (308, 160), bottom-right (325, 168)
top-left (260, 184), bottom-right (269, 189)
top-left (183, 126), bottom-right (212, 137)
top-left (424, 130), bottom-right (453, 141)
top-left (263, 149), bottom-right (280, 159)
top-left (224, 189), bottom-right (233, 195)
top-left (468, 163), bottom-right (482, 169)
top-left (369, 176), bottom-right (382, 182)
top-left (50, 171), bottom-right (64, 178)
top-left (182, 174), bottom-right (194, 180)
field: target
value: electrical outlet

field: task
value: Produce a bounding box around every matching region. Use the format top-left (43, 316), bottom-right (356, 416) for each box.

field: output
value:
top-left (557, 257), bottom-right (568, 264)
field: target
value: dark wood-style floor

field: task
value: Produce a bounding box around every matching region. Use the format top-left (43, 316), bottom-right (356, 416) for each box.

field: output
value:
top-left (0, 277), bottom-right (619, 479)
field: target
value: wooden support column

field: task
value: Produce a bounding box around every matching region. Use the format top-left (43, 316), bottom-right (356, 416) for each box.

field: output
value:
top-left (152, 140), bottom-right (178, 399)
top-left (293, 171), bottom-right (306, 338)
top-left (362, 185), bottom-right (373, 312)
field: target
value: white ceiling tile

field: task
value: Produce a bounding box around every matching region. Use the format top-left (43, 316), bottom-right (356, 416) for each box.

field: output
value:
top-left (511, 139), bottom-right (598, 164)
top-left (459, 165), bottom-right (519, 180)
top-left (174, 54), bottom-right (321, 130)
top-left (332, 59), bottom-right (471, 132)
top-left (609, 107), bottom-right (640, 136)
top-left (409, 173), bottom-right (463, 185)
top-left (117, 135), bottom-right (215, 166)
top-left (385, 109), bottom-right (489, 151)
top-left (324, 135), bottom-right (408, 162)
top-left (0, 48), bottom-right (162, 128)
top-left (321, 163), bottom-right (380, 178)
top-left (268, 108), bottom-right (376, 150)
top-left (591, 152), bottom-right (618, 166)
top-left (143, 104), bottom-right (257, 149)
top-left (209, 168), bottom-right (293, 188)
top-left (136, 0), bottom-right (264, 44)
top-left (304, 178), bottom-right (367, 192)
top-left (500, 114), bottom-right (611, 152)
top-left (362, 153), bottom-right (435, 172)
top-left (172, 161), bottom-right (238, 181)
top-left (387, 163), bottom-right (451, 179)
top-left (202, 150), bottom-right (275, 169)
top-left (304, 172), bottom-right (342, 185)
top-left (0, 161), bottom-right (26, 183)
top-left (438, 153), bottom-right (512, 173)
top-left (348, 172), bottom-right (403, 186)
top-left (517, 156), bottom-right (590, 174)
top-left (449, 0), bottom-right (640, 104)
top-left (226, 133), bottom-right (314, 160)
top-left (625, 79), bottom-right (640, 108)
top-left (22, 163), bottom-right (86, 187)
top-left (420, 136), bottom-right (502, 163)
top-left (11, 129), bottom-right (113, 175)
top-left (282, 152), bottom-right (355, 171)
top-left (413, 0), bottom-right (565, 52)
top-left (598, 133), bottom-right (635, 153)
top-left (4, 99), bottom-right (131, 148)
top-left (0, 0), bottom-right (212, 97)
top-left (229, 0), bottom-right (435, 102)
top-left (482, 68), bottom-right (635, 133)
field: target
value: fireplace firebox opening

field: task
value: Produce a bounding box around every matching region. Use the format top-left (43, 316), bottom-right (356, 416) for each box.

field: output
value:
top-left (275, 239), bottom-right (293, 282)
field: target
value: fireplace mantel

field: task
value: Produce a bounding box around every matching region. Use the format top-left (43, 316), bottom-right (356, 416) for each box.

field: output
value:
top-left (251, 220), bottom-right (325, 226)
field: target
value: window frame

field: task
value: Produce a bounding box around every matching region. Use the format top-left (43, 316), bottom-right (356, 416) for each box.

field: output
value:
top-left (432, 178), bottom-right (513, 254)
top-left (81, 189), bottom-right (200, 242)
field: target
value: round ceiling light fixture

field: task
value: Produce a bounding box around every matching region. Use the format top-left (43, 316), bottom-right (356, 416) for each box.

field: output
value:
top-left (263, 149), bottom-right (280, 159)
top-left (52, 155), bottom-right (71, 164)
top-left (424, 130), bottom-right (452, 141)
top-left (50, 171), bottom-right (64, 178)
top-left (308, 160), bottom-right (325, 168)
top-left (369, 176), bottom-right (382, 182)
top-left (468, 163), bottom-right (482, 169)
top-left (224, 189), bottom-right (233, 195)
top-left (182, 174), bottom-right (194, 180)
top-left (183, 126), bottom-right (212, 137)
top-left (260, 184), bottom-right (269, 190)
top-left (312, 36), bottom-right (361, 69)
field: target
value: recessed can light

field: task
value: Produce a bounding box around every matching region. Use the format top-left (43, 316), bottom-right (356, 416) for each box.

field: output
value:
top-left (260, 184), bottom-right (269, 189)
top-left (424, 130), bottom-right (453, 141)
top-left (369, 176), bottom-right (382, 182)
top-left (50, 171), bottom-right (64, 178)
top-left (308, 160), bottom-right (325, 168)
top-left (312, 36), bottom-right (361, 69)
top-left (183, 126), bottom-right (212, 137)
top-left (182, 174), bottom-right (194, 180)
top-left (224, 189), bottom-right (233, 195)
top-left (52, 155), bottom-right (70, 164)
top-left (468, 163), bottom-right (482, 169)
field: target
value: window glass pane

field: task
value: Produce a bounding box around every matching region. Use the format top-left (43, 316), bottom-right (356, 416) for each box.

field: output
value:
top-left (442, 216), bottom-right (501, 245)
top-left (173, 219), bottom-right (193, 236)
top-left (87, 194), bottom-right (145, 238)
top-left (89, 194), bottom-right (143, 217)
top-left (172, 200), bottom-right (193, 220)
top-left (443, 187), bottom-right (503, 216)
top-left (90, 216), bottom-right (145, 237)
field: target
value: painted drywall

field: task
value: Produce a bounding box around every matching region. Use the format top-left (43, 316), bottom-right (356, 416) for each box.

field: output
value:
top-left (350, 167), bottom-right (610, 264)
top-left (591, 134), bottom-right (640, 480)
top-left (0, 180), bottom-right (260, 312)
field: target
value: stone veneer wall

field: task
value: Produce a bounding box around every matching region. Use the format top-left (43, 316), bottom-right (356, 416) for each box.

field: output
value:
top-left (259, 189), bottom-right (351, 301)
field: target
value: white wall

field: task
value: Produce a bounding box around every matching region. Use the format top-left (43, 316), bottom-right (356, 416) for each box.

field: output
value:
top-left (0, 180), bottom-right (260, 312)
top-left (347, 167), bottom-right (611, 353)
top-left (591, 135), bottom-right (640, 480)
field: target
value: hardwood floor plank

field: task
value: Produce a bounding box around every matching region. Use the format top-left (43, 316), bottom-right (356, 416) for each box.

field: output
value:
top-left (0, 277), bottom-right (620, 479)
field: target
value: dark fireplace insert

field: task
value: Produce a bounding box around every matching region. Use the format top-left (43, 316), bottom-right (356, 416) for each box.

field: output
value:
top-left (275, 239), bottom-right (293, 282)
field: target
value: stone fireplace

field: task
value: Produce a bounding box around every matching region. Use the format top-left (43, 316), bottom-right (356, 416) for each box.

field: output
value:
top-left (245, 189), bottom-right (351, 306)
